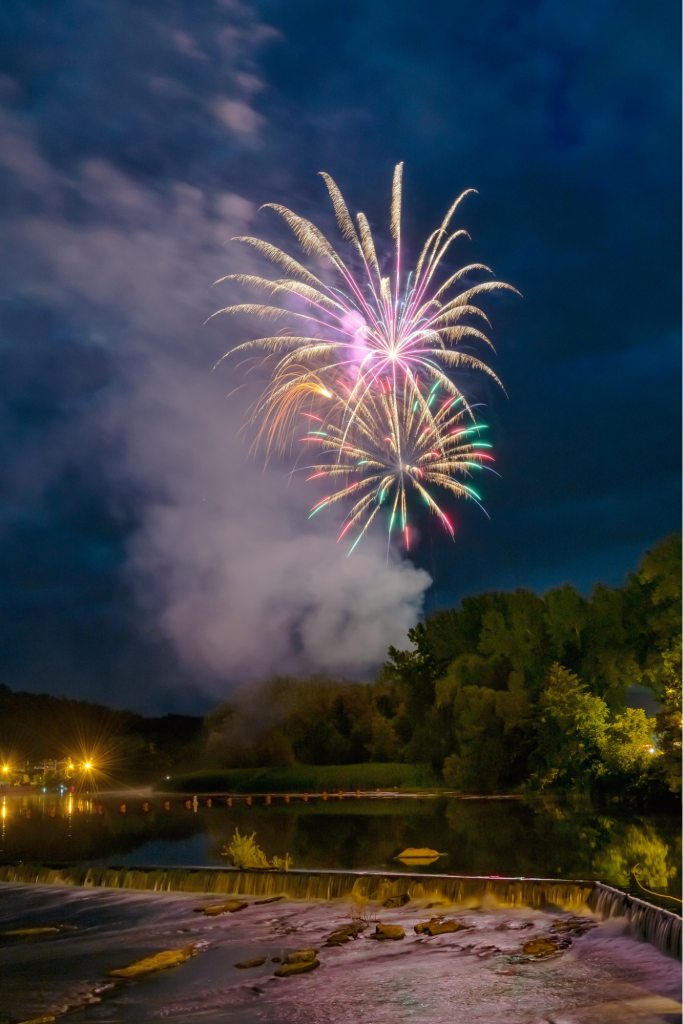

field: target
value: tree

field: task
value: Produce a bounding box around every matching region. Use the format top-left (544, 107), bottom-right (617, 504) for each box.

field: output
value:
top-left (599, 707), bottom-right (657, 775)
top-left (655, 638), bottom-right (682, 795)
top-left (530, 663), bottom-right (608, 790)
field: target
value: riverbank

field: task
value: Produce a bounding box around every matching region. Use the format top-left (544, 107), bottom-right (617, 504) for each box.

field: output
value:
top-left (157, 763), bottom-right (442, 794)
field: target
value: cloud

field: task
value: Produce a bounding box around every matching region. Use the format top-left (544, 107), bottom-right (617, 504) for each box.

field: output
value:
top-left (0, 97), bottom-right (430, 701)
top-left (213, 97), bottom-right (264, 134)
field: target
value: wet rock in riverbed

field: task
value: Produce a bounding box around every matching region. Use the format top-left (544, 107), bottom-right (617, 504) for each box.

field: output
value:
top-left (369, 924), bottom-right (405, 941)
top-left (382, 893), bottom-right (410, 908)
top-left (253, 896), bottom-right (285, 905)
top-left (415, 919), bottom-right (468, 936)
top-left (550, 916), bottom-right (597, 936)
top-left (340, 922), bottom-right (366, 937)
top-left (235, 957), bottom-right (267, 969)
top-left (274, 959), bottom-right (320, 977)
top-left (284, 948), bottom-right (318, 965)
top-left (110, 946), bottom-right (197, 978)
top-left (195, 900), bottom-right (248, 916)
top-left (520, 937), bottom-right (562, 959)
top-left (325, 921), bottom-right (367, 945)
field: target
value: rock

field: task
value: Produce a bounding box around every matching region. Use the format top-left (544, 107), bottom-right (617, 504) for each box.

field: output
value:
top-left (110, 946), bottom-right (197, 978)
top-left (16, 1016), bottom-right (57, 1024)
top-left (521, 937), bottom-right (560, 958)
top-left (396, 848), bottom-right (442, 865)
top-left (197, 901), bottom-right (248, 916)
top-left (551, 916), bottom-right (596, 936)
top-left (271, 957), bottom-right (281, 963)
top-left (325, 921), bottom-right (367, 945)
top-left (382, 893), bottom-right (410, 908)
top-left (3, 925), bottom-right (78, 937)
top-left (415, 919), bottom-right (467, 936)
top-left (343, 922), bottom-right (366, 936)
top-left (424, 901), bottom-right (446, 909)
top-left (253, 896), bottom-right (285, 905)
top-left (234, 957), bottom-right (267, 969)
top-left (284, 948), bottom-right (318, 965)
top-left (368, 924), bottom-right (405, 940)
top-left (274, 959), bottom-right (320, 977)
top-left (326, 922), bottom-right (366, 944)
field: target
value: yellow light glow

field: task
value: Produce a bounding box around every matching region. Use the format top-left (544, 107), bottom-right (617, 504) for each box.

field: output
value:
top-left (2, 766), bottom-right (8, 773)
top-left (85, 761), bottom-right (93, 769)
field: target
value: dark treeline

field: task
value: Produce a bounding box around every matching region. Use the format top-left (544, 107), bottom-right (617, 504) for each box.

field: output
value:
top-left (206, 536), bottom-right (681, 805)
top-left (0, 686), bottom-right (203, 783)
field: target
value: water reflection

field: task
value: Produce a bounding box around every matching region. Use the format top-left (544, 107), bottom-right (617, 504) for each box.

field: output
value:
top-left (0, 792), bottom-right (679, 907)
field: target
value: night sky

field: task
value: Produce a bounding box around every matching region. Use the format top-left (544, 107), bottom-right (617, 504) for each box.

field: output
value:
top-left (0, 1), bottom-right (679, 712)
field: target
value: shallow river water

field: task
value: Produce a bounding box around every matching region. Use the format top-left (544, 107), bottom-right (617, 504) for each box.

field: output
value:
top-left (1, 883), bottom-right (682, 1024)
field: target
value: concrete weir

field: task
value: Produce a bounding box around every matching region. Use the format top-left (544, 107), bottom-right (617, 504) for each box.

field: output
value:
top-left (589, 881), bottom-right (681, 959)
top-left (0, 863), bottom-right (596, 908)
top-left (0, 862), bottom-right (679, 958)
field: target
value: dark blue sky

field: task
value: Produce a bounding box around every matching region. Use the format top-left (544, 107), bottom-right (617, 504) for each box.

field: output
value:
top-left (0, 0), bottom-right (679, 712)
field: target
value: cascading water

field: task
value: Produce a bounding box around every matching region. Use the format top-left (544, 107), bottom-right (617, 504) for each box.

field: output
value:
top-left (0, 862), bottom-right (679, 957)
top-left (589, 881), bottom-right (681, 958)
top-left (0, 863), bottom-right (594, 906)
top-left (1, 871), bottom-right (681, 1023)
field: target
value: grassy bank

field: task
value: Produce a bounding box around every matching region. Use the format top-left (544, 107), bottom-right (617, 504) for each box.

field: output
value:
top-left (157, 763), bottom-right (442, 794)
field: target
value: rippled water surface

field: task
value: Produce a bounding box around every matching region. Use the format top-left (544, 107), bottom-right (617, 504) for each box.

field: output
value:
top-left (0, 883), bottom-right (681, 1024)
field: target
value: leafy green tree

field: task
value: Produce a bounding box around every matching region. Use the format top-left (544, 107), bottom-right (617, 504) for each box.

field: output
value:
top-left (478, 591), bottom-right (548, 693)
top-left (438, 658), bottom-right (531, 793)
top-left (543, 586), bottom-right (588, 662)
top-left (599, 708), bottom-right (656, 775)
top-left (655, 638), bottom-right (682, 795)
top-left (530, 664), bottom-right (608, 790)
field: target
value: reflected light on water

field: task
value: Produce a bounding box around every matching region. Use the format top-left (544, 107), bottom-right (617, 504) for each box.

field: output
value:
top-left (0, 792), bottom-right (678, 911)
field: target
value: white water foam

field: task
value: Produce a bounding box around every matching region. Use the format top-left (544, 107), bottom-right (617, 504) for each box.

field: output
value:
top-left (0, 883), bottom-right (680, 1023)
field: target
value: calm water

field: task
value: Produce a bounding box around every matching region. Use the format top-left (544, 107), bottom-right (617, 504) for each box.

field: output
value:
top-left (1, 791), bottom-right (680, 907)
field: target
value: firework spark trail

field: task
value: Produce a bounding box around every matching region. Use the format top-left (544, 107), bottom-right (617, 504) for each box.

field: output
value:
top-left (297, 379), bottom-right (496, 553)
top-left (212, 165), bottom-right (515, 547)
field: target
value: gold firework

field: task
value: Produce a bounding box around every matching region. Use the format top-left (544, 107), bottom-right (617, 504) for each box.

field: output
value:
top-left (212, 165), bottom-right (517, 456)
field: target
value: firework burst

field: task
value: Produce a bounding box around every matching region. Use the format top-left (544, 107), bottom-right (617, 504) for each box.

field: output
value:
top-left (299, 379), bottom-right (495, 553)
top-left (213, 164), bottom-right (517, 451)
top-left (213, 165), bottom-right (515, 547)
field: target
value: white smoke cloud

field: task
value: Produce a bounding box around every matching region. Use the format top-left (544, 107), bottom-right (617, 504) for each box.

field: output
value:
top-left (0, 97), bottom-right (430, 696)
